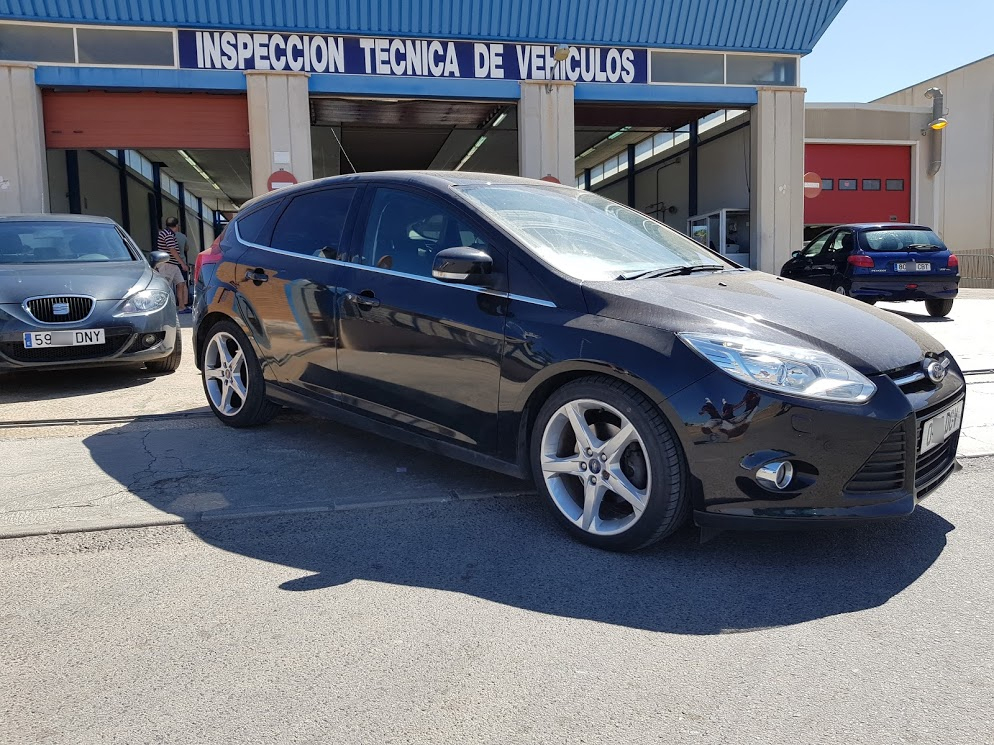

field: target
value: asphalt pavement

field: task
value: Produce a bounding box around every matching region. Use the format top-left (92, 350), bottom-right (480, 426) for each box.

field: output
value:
top-left (1, 457), bottom-right (991, 744)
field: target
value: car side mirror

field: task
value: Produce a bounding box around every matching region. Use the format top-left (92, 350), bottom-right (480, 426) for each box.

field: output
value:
top-left (791, 251), bottom-right (800, 258)
top-left (149, 250), bottom-right (171, 268)
top-left (432, 247), bottom-right (493, 285)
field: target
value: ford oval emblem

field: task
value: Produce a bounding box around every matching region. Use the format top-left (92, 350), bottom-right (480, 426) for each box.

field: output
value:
top-left (925, 359), bottom-right (947, 384)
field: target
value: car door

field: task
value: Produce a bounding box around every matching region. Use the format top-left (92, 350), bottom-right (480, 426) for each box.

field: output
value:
top-left (822, 228), bottom-right (856, 289)
top-left (782, 230), bottom-right (833, 284)
top-left (234, 186), bottom-right (359, 392)
top-left (334, 185), bottom-right (507, 453)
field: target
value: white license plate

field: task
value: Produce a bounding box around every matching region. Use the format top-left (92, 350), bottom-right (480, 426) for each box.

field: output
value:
top-left (919, 401), bottom-right (964, 455)
top-left (23, 329), bottom-right (105, 349)
top-left (896, 262), bottom-right (931, 272)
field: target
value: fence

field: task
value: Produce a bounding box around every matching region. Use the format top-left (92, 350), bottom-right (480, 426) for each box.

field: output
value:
top-left (957, 249), bottom-right (994, 289)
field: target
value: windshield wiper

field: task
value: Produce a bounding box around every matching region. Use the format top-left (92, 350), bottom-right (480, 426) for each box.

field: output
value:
top-left (906, 243), bottom-right (943, 252)
top-left (616, 264), bottom-right (726, 280)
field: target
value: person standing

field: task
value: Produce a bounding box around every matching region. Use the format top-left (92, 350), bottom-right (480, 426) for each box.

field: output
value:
top-left (157, 216), bottom-right (190, 314)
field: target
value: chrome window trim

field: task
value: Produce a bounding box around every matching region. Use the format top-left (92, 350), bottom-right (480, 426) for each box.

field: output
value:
top-left (233, 221), bottom-right (557, 308)
top-left (20, 294), bottom-right (96, 325)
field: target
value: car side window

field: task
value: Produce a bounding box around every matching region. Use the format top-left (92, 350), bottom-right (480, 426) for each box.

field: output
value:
top-left (827, 230), bottom-right (854, 257)
top-left (270, 188), bottom-right (357, 258)
top-left (801, 232), bottom-right (833, 258)
top-left (360, 188), bottom-right (488, 277)
top-left (234, 201), bottom-right (281, 245)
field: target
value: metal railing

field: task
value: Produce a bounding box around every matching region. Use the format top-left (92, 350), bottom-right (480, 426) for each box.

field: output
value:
top-left (957, 250), bottom-right (994, 289)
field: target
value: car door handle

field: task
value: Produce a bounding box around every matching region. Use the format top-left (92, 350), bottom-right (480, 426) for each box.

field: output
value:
top-left (245, 269), bottom-right (269, 284)
top-left (345, 291), bottom-right (380, 308)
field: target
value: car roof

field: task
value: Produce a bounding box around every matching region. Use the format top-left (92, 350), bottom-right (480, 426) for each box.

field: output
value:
top-left (840, 223), bottom-right (934, 231)
top-left (0, 213), bottom-right (118, 225)
top-left (237, 171), bottom-right (572, 213)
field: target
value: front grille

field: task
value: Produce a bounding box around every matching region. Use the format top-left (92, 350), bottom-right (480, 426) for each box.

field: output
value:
top-left (0, 333), bottom-right (131, 363)
top-left (846, 425), bottom-right (908, 494)
top-left (25, 296), bottom-right (94, 323)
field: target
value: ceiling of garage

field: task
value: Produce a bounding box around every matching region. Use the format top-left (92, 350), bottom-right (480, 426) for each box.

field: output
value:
top-left (141, 148), bottom-right (250, 211)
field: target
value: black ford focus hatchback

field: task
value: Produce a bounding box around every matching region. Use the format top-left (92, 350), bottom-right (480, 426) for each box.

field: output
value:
top-left (193, 172), bottom-right (964, 550)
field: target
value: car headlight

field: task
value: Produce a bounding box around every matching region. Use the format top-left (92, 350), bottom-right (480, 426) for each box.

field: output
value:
top-left (679, 333), bottom-right (877, 403)
top-left (118, 289), bottom-right (170, 316)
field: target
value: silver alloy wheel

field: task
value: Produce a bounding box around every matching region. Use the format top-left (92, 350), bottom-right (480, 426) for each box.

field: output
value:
top-left (835, 286), bottom-right (847, 295)
top-left (203, 331), bottom-right (249, 417)
top-left (539, 398), bottom-right (652, 536)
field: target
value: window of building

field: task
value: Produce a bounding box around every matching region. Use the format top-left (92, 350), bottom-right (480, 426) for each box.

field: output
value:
top-left (271, 189), bottom-right (357, 258)
top-left (726, 55), bottom-right (798, 86)
top-left (650, 51), bottom-right (724, 84)
top-left (886, 179), bottom-right (905, 191)
top-left (838, 179), bottom-right (857, 191)
top-left (0, 23), bottom-right (75, 63)
top-left (862, 179), bottom-right (881, 191)
top-left (821, 179), bottom-right (834, 191)
top-left (75, 28), bottom-right (175, 67)
top-left (361, 188), bottom-right (487, 277)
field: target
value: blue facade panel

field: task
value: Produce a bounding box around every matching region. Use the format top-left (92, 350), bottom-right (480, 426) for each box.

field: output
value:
top-left (0, 0), bottom-right (847, 54)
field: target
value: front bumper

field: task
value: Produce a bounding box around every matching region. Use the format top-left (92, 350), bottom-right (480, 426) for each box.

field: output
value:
top-left (0, 302), bottom-right (178, 372)
top-left (849, 275), bottom-right (959, 302)
top-left (671, 364), bottom-right (965, 531)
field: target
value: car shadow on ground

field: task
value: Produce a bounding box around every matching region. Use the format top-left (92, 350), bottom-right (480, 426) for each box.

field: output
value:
top-left (83, 409), bottom-right (955, 635)
top-left (0, 365), bottom-right (159, 405)
top-left (877, 305), bottom-right (953, 323)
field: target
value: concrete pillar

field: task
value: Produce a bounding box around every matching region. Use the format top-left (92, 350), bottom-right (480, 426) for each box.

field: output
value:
top-left (750, 87), bottom-right (805, 274)
top-left (246, 71), bottom-right (313, 197)
top-left (518, 81), bottom-right (575, 184)
top-left (0, 63), bottom-right (47, 214)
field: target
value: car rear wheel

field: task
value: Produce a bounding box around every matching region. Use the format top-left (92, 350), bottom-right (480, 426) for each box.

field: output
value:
top-left (531, 376), bottom-right (689, 551)
top-left (145, 332), bottom-right (182, 374)
top-left (925, 298), bottom-right (954, 318)
top-left (834, 285), bottom-right (848, 296)
top-left (201, 320), bottom-right (280, 427)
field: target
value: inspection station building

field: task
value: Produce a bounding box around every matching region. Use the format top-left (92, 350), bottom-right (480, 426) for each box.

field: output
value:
top-left (1, 0), bottom-right (846, 272)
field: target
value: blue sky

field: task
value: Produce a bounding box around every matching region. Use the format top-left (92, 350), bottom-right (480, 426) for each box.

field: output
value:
top-left (802, 0), bottom-right (994, 102)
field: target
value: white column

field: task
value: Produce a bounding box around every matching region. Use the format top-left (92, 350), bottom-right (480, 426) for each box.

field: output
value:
top-left (518, 80), bottom-right (575, 184)
top-left (245, 71), bottom-right (313, 197)
top-left (750, 87), bottom-right (805, 274)
top-left (0, 63), bottom-right (47, 214)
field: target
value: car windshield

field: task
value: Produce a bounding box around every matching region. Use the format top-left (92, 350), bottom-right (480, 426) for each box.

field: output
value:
top-left (0, 222), bottom-right (137, 264)
top-left (456, 184), bottom-right (730, 281)
top-left (860, 228), bottom-right (947, 252)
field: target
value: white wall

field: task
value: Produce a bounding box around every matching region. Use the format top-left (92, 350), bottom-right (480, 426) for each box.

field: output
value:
top-left (875, 55), bottom-right (994, 252)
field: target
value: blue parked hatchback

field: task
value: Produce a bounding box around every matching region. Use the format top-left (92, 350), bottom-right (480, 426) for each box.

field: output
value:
top-left (780, 224), bottom-right (959, 317)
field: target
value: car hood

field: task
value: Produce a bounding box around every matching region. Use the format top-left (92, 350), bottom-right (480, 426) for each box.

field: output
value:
top-left (0, 262), bottom-right (152, 303)
top-left (583, 270), bottom-right (943, 374)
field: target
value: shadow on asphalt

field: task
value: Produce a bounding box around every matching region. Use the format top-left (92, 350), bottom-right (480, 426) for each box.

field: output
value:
top-left (0, 365), bottom-right (158, 405)
top-left (82, 408), bottom-right (955, 635)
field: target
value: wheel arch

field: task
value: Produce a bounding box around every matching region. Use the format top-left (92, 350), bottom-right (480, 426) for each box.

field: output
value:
top-left (512, 361), bottom-right (670, 472)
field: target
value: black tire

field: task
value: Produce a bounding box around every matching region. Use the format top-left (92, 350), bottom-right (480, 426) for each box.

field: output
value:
top-left (833, 283), bottom-right (848, 297)
top-left (145, 332), bottom-right (183, 374)
top-left (925, 298), bottom-right (954, 318)
top-left (201, 319), bottom-right (280, 427)
top-left (530, 375), bottom-right (689, 551)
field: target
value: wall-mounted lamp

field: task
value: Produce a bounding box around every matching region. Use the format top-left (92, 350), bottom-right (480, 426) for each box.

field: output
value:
top-left (926, 116), bottom-right (948, 132)
top-left (922, 87), bottom-right (946, 175)
top-left (547, 44), bottom-right (573, 91)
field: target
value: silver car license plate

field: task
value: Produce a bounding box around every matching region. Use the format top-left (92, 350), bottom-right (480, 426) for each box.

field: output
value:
top-left (23, 329), bottom-right (105, 348)
top-left (919, 401), bottom-right (964, 455)
top-left (896, 262), bottom-right (931, 272)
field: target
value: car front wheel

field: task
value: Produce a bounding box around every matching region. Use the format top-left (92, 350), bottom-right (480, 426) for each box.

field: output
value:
top-left (531, 376), bottom-right (689, 551)
top-left (925, 298), bottom-right (954, 317)
top-left (201, 320), bottom-right (280, 427)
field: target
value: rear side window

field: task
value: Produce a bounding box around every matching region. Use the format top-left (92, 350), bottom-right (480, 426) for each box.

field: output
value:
top-left (861, 229), bottom-right (946, 252)
top-left (235, 202), bottom-right (281, 245)
top-left (271, 189), bottom-right (357, 258)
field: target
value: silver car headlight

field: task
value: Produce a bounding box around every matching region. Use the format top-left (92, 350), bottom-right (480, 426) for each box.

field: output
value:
top-left (679, 333), bottom-right (877, 403)
top-left (118, 289), bottom-right (170, 316)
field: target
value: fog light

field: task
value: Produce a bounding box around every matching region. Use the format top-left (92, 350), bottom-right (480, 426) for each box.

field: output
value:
top-left (756, 461), bottom-right (794, 490)
top-left (141, 334), bottom-right (158, 348)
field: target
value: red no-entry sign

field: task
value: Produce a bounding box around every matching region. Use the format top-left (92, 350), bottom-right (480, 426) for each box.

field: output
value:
top-left (267, 170), bottom-right (298, 191)
top-left (803, 172), bottom-right (822, 199)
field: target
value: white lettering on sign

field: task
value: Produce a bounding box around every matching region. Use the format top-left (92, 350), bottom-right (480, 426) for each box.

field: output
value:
top-left (181, 31), bottom-right (646, 83)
